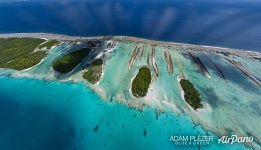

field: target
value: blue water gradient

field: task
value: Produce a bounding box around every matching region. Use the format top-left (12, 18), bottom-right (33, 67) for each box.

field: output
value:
top-left (0, 76), bottom-right (249, 150)
top-left (0, 0), bottom-right (261, 51)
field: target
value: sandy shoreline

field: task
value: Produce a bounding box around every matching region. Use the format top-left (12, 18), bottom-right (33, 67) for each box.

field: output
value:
top-left (1, 32), bottom-right (261, 149)
top-left (0, 32), bottom-right (260, 58)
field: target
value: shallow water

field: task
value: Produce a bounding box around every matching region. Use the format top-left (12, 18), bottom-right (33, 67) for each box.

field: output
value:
top-left (98, 42), bottom-right (261, 149)
top-left (0, 76), bottom-right (249, 150)
top-left (0, 39), bottom-right (260, 149)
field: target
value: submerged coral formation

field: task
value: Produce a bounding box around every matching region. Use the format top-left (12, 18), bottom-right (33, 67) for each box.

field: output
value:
top-left (0, 33), bottom-right (260, 149)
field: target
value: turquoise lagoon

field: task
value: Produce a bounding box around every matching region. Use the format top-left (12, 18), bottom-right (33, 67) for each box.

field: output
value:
top-left (0, 40), bottom-right (260, 150)
top-left (0, 76), bottom-right (249, 150)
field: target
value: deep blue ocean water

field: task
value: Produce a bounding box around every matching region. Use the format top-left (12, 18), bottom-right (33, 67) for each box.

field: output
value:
top-left (0, 1), bottom-right (259, 149)
top-left (0, 0), bottom-right (261, 51)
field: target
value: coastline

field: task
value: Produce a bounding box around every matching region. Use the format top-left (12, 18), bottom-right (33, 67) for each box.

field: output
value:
top-left (0, 32), bottom-right (260, 149)
top-left (0, 32), bottom-right (260, 59)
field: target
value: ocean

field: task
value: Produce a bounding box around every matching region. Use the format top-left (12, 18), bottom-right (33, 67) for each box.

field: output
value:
top-left (0, 0), bottom-right (261, 51)
top-left (0, 40), bottom-right (259, 150)
top-left (0, 0), bottom-right (260, 150)
top-left (0, 76), bottom-right (249, 150)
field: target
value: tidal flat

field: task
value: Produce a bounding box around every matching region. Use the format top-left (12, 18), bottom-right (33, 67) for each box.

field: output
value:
top-left (0, 33), bottom-right (260, 150)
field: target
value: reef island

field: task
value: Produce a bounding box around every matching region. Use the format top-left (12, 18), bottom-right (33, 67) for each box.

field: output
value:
top-left (0, 33), bottom-right (260, 149)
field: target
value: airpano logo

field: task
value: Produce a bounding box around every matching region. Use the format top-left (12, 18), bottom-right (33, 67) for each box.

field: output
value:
top-left (170, 134), bottom-right (254, 146)
top-left (170, 135), bottom-right (214, 145)
top-left (218, 135), bottom-right (253, 144)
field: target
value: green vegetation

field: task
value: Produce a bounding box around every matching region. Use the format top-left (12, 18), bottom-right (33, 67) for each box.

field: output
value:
top-left (38, 40), bottom-right (59, 49)
top-left (131, 66), bottom-right (152, 98)
top-left (180, 79), bottom-right (203, 110)
top-left (2, 51), bottom-right (46, 70)
top-left (82, 58), bottom-right (103, 84)
top-left (52, 48), bottom-right (92, 74)
top-left (0, 38), bottom-right (47, 70)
